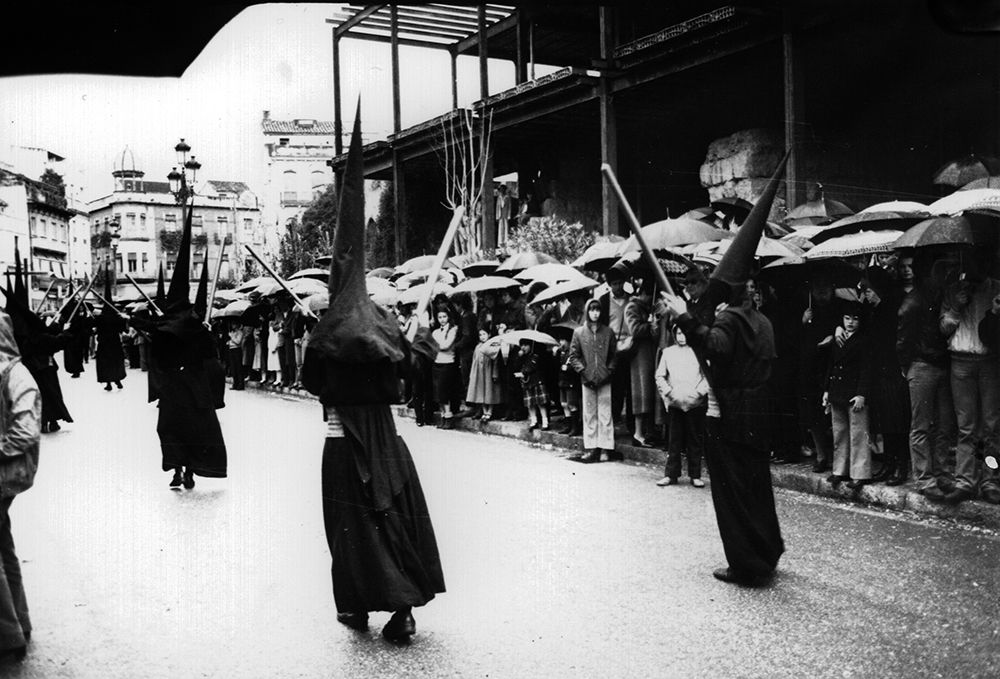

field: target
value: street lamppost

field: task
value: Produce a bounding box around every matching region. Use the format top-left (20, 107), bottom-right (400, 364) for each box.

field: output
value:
top-left (166, 138), bottom-right (201, 278)
top-left (108, 215), bottom-right (121, 290)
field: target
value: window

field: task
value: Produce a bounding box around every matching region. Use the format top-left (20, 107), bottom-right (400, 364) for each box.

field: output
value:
top-left (243, 218), bottom-right (253, 234)
top-left (217, 215), bottom-right (228, 225)
top-left (127, 254), bottom-right (137, 273)
top-left (141, 253), bottom-right (148, 272)
top-left (39, 218), bottom-right (47, 237)
top-left (192, 215), bottom-right (203, 228)
top-left (164, 213), bottom-right (177, 230)
top-left (126, 213), bottom-right (136, 226)
top-left (115, 253), bottom-right (123, 272)
top-left (139, 214), bottom-right (146, 226)
top-left (279, 137), bottom-right (289, 146)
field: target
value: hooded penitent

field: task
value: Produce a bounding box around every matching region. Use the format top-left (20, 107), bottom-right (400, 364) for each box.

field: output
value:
top-left (194, 258), bottom-right (210, 320)
top-left (304, 101), bottom-right (405, 367)
top-left (95, 264), bottom-right (126, 384)
top-left (155, 263), bottom-right (166, 308)
top-left (710, 150), bottom-right (790, 290)
top-left (166, 198), bottom-right (195, 311)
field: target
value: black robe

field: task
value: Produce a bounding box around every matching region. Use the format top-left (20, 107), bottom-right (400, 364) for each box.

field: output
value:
top-left (678, 302), bottom-right (785, 578)
top-left (63, 315), bottom-right (90, 376)
top-left (95, 312), bottom-right (127, 383)
top-left (303, 328), bottom-right (445, 614)
top-left (143, 314), bottom-right (227, 477)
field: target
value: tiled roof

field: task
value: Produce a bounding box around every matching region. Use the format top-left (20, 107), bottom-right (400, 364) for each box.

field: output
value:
top-left (207, 180), bottom-right (249, 194)
top-left (141, 181), bottom-right (172, 194)
top-left (262, 118), bottom-right (337, 135)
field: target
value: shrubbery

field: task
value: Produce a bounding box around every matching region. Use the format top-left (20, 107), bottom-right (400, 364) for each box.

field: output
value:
top-left (508, 216), bottom-right (596, 264)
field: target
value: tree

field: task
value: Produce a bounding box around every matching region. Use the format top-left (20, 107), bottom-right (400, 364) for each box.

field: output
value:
top-left (39, 168), bottom-right (67, 208)
top-left (277, 183), bottom-right (338, 276)
top-left (437, 109), bottom-right (493, 256)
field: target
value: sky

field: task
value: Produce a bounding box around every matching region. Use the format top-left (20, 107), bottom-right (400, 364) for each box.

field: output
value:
top-left (0, 4), bottom-right (535, 204)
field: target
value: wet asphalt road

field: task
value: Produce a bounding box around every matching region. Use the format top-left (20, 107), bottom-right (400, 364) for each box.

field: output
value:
top-left (3, 367), bottom-right (999, 678)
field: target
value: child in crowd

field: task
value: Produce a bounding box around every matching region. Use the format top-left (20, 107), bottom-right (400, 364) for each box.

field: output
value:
top-left (466, 329), bottom-right (503, 422)
top-left (516, 339), bottom-right (549, 430)
top-left (655, 324), bottom-right (708, 487)
top-left (432, 309), bottom-right (459, 429)
top-left (823, 301), bottom-right (873, 490)
top-left (555, 335), bottom-right (581, 435)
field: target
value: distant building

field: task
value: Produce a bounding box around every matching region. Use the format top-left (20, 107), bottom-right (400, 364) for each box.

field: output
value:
top-left (261, 110), bottom-right (336, 251)
top-left (86, 149), bottom-right (263, 296)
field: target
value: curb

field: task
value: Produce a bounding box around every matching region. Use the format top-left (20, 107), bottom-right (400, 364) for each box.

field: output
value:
top-left (242, 381), bottom-right (1000, 532)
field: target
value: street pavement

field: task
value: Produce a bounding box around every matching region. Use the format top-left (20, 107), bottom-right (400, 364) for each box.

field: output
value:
top-left (3, 366), bottom-right (999, 678)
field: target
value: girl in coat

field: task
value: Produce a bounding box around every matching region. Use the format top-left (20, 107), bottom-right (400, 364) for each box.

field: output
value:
top-left (515, 339), bottom-right (549, 430)
top-left (568, 298), bottom-right (618, 463)
top-left (431, 309), bottom-right (459, 429)
top-left (655, 324), bottom-right (708, 487)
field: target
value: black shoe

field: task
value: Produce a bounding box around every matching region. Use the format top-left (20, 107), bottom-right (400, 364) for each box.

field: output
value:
top-left (919, 487), bottom-right (947, 503)
top-left (104, 383), bottom-right (112, 391)
top-left (826, 474), bottom-right (847, 487)
top-left (981, 487), bottom-right (1000, 505)
top-left (605, 449), bottom-right (624, 462)
top-left (115, 381), bottom-right (123, 390)
top-left (944, 488), bottom-right (974, 505)
top-left (570, 450), bottom-right (602, 464)
top-left (631, 437), bottom-right (653, 448)
top-left (337, 612), bottom-right (369, 631)
top-left (886, 472), bottom-right (907, 487)
top-left (0, 645), bottom-right (26, 663)
top-left (382, 609), bottom-right (416, 642)
top-left (712, 567), bottom-right (771, 587)
top-left (169, 470), bottom-right (183, 488)
top-left (845, 478), bottom-right (870, 491)
top-left (71, 373), bottom-right (80, 378)
top-left (48, 421), bottom-right (60, 432)
top-left (182, 470), bottom-right (195, 490)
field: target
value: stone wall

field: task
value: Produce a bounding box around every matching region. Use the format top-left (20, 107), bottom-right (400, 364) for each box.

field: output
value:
top-left (699, 128), bottom-right (786, 216)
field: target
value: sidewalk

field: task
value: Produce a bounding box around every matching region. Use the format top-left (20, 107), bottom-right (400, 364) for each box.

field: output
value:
top-left (251, 381), bottom-right (1000, 532)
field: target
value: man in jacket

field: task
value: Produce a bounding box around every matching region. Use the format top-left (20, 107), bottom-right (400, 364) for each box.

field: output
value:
top-left (896, 255), bottom-right (954, 501)
top-left (0, 309), bottom-right (41, 662)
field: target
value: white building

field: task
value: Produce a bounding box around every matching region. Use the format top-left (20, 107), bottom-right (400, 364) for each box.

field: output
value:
top-left (261, 111), bottom-right (336, 252)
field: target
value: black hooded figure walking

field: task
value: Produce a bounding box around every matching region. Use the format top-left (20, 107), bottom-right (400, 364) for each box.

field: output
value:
top-left (61, 281), bottom-right (91, 378)
top-left (5, 244), bottom-right (72, 433)
top-left (302, 103), bottom-right (445, 643)
top-left (94, 269), bottom-right (126, 391)
top-left (661, 153), bottom-right (789, 586)
top-left (132, 200), bottom-right (227, 490)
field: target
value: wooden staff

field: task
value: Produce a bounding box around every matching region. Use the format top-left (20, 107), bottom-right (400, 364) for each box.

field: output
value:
top-left (33, 279), bottom-right (58, 314)
top-left (408, 206), bottom-right (465, 341)
top-left (53, 285), bottom-right (83, 319)
top-left (64, 268), bottom-right (101, 325)
top-left (243, 244), bottom-right (318, 319)
top-left (205, 239), bottom-right (227, 325)
top-left (600, 163), bottom-right (675, 296)
top-left (84, 288), bottom-right (127, 318)
top-left (123, 273), bottom-right (163, 316)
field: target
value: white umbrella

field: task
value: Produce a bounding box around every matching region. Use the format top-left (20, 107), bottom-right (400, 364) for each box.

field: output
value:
top-left (803, 230), bottom-right (904, 260)
top-left (928, 188), bottom-right (1000, 216)
top-left (683, 236), bottom-right (802, 259)
top-left (859, 200), bottom-right (930, 214)
top-left (514, 263), bottom-right (591, 286)
top-left (397, 282), bottom-right (454, 306)
top-left (219, 299), bottom-right (252, 317)
top-left (235, 276), bottom-right (270, 293)
top-left (499, 329), bottom-right (558, 346)
top-left (451, 275), bottom-right (522, 294)
top-left (528, 277), bottom-right (599, 306)
top-left (288, 267), bottom-right (329, 281)
top-left (213, 289), bottom-right (246, 303)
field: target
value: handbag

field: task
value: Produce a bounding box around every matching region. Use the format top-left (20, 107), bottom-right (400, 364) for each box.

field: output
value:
top-left (0, 359), bottom-right (40, 497)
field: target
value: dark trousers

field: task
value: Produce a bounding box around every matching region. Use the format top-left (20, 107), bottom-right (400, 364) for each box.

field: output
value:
top-left (277, 342), bottom-right (290, 384)
top-left (704, 417), bottom-right (785, 577)
top-left (0, 496), bottom-right (30, 652)
top-left (228, 347), bottom-right (245, 390)
top-left (411, 358), bottom-right (435, 425)
top-left (283, 341), bottom-right (297, 385)
top-left (611, 358), bottom-right (632, 425)
top-left (666, 405), bottom-right (706, 480)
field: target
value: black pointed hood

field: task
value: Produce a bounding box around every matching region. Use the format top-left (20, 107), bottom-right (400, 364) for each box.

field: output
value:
top-left (711, 150), bottom-right (790, 288)
top-left (155, 262), bottom-right (166, 307)
top-left (194, 256), bottom-right (210, 319)
top-left (306, 100), bottom-right (404, 364)
top-left (166, 198), bottom-right (194, 309)
top-left (101, 259), bottom-right (115, 318)
top-left (13, 239), bottom-right (27, 308)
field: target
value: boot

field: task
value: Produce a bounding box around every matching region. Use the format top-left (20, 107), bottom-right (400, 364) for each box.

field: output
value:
top-left (567, 414), bottom-right (582, 437)
top-left (887, 455), bottom-right (909, 486)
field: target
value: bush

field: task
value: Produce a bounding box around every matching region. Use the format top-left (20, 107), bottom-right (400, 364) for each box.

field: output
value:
top-left (509, 217), bottom-right (596, 264)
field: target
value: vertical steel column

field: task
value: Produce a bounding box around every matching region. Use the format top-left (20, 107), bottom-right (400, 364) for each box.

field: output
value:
top-left (391, 5), bottom-right (404, 261)
top-left (599, 7), bottom-right (619, 236)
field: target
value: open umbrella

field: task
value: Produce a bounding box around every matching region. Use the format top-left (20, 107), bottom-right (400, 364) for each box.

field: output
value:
top-left (620, 218), bottom-right (732, 253)
top-left (461, 260), bottom-right (501, 278)
top-left (514, 263), bottom-right (590, 286)
top-left (276, 277), bottom-right (328, 298)
top-left (680, 206), bottom-right (720, 225)
top-left (496, 251), bottom-right (559, 273)
top-left (610, 251), bottom-right (692, 278)
top-left (235, 275), bottom-right (271, 293)
top-left (307, 292), bottom-right (330, 314)
top-left (960, 176), bottom-right (1000, 190)
top-left (219, 299), bottom-right (252, 318)
top-left (213, 289), bottom-right (246, 303)
top-left (759, 255), bottom-right (862, 287)
top-left (894, 216), bottom-right (975, 249)
top-left (711, 196), bottom-right (753, 222)
top-left (859, 200), bottom-right (931, 214)
top-left (803, 230), bottom-right (904, 260)
top-left (366, 266), bottom-right (394, 279)
top-left (366, 277), bottom-right (398, 306)
top-left (499, 329), bottom-right (558, 346)
top-left (932, 153), bottom-right (1000, 187)
top-left (394, 254), bottom-right (460, 275)
top-left (395, 268), bottom-right (461, 289)
top-left (784, 193), bottom-right (854, 227)
top-left (288, 267), bottom-right (329, 282)
top-left (397, 281), bottom-right (454, 306)
top-left (452, 275), bottom-right (522, 295)
top-left (528, 277), bottom-right (599, 306)
top-left (548, 321), bottom-right (580, 342)
top-left (684, 236), bottom-right (802, 259)
top-left (778, 233), bottom-right (814, 252)
top-left (810, 209), bottom-right (930, 245)
top-left (571, 239), bottom-right (627, 271)
top-left (929, 188), bottom-right (1000, 216)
